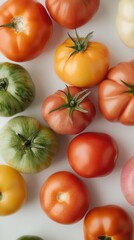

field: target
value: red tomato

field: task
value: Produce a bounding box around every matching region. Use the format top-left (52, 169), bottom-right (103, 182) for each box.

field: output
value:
top-left (67, 132), bottom-right (118, 178)
top-left (98, 60), bottom-right (134, 125)
top-left (0, 0), bottom-right (52, 62)
top-left (45, 0), bottom-right (100, 29)
top-left (42, 85), bottom-right (96, 135)
top-left (40, 171), bottom-right (90, 224)
top-left (121, 156), bottom-right (134, 206)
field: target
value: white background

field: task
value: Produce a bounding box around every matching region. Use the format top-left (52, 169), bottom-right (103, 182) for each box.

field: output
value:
top-left (0, 0), bottom-right (134, 239)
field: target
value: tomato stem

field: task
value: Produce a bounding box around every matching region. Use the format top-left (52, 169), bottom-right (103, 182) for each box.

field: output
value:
top-left (0, 78), bottom-right (8, 91)
top-left (98, 236), bottom-right (111, 240)
top-left (0, 192), bottom-right (2, 200)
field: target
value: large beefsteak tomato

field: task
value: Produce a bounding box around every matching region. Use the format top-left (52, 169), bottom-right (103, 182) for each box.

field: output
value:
top-left (0, 0), bottom-right (52, 62)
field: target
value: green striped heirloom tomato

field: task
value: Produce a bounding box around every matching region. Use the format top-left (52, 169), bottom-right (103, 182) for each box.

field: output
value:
top-left (116, 0), bottom-right (134, 48)
top-left (0, 116), bottom-right (58, 174)
top-left (0, 62), bottom-right (35, 117)
top-left (16, 236), bottom-right (43, 240)
top-left (42, 85), bottom-right (96, 135)
top-left (45, 0), bottom-right (100, 29)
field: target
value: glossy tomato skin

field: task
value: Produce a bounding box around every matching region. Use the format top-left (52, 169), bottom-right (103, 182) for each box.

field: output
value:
top-left (45, 0), bottom-right (100, 29)
top-left (84, 205), bottom-right (133, 240)
top-left (121, 156), bottom-right (134, 206)
top-left (42, 86), bottom-right (96, 135)
top-left (98, 60), bottom-right (134, 125)
top-left (0, 165), bottom-right (27, 216)
top-left (0, 0), bottom-right (52, 62)
top-left (67, 132), bottom-right (118, 178)
top-left (40, 171), bottom-right (90, 224)
top-left (54, 38), bottom-right (109, 88)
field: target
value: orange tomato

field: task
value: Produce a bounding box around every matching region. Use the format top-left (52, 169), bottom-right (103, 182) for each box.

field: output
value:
top-left (0, 0), bottom-right (52, 62)
top-left (0, 164), bottom-right (27, 216)
top-left (98, 60), bottom-right (134, 125)
top-left (54, 31), bottom-right (109, 87)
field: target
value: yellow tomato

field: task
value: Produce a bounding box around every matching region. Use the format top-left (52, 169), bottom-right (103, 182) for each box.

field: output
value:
top-left (54, 31), bottom-right (109, 87)
top-left (0, 164), bottom-right (27, 216)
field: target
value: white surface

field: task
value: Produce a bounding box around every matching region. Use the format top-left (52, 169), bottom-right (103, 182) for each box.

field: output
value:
top-left (0, 0), bottom-right (134, 239)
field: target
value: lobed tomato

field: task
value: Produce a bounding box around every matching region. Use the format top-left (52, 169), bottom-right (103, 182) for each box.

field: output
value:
top-left (0, 0), bottom-right (52, 62)
top-left (42, 85), bottom-right (96, 135)
top-left (84, 204), bottom-right (133, 240)
top-left (54, 31), bottom-right (109, 88)
top-left (40, 171), bottom-right (90, 224)
top-left (45, 0), bottom-right (100, 29)
top-left (98, 60), bottom-right (134, 125)
top-left (67, 132), bottom-right (118, 178)
top-left (0, 164), bottom-right (27, 216)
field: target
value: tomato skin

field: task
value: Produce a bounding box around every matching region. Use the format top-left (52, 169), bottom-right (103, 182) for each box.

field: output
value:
top-left (84, 205), bottom-right (133, 240)
top-left (0, 164), bottom-right (27, 216)
top-left (40, 171), bottom-right (90, 224)
top-left (121, 156), bottom-right (134, 206)
top-left (42, 86), bottom-right (96, 135)
top-left (0, 0), bottom-right (52, 62)
top-left (54, 37), bottom-right (109, 87)
top-left (98, 60), bottom-right (134, 125)
top-left (67, 132), bottom-right (118, 178)
top-left (45, 0), bottom-right (100, 29)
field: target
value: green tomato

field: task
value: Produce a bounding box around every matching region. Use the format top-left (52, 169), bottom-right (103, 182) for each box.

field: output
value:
top-left (0, 116), bottom-right (58, 173)
top-left (16, 236), bottom-right (43, 240)
top-left (0, 62), bottom-right (35, 116)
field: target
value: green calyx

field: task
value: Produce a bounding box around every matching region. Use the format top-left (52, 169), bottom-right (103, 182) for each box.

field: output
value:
top-left (67, 29), bottom-right (93, 58)
top-left (121, 80), bottom-right (134, 94)
top-left (0, 78), bottom-right (8, 91)
top-left (0, 192), bottom-right (2, 200)
top-left (50, 85), bottom-right (91, 119)
top-left (98, 236), bottom-right (111, 240)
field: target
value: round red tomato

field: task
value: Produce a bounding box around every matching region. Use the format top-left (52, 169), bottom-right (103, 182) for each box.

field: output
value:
top-left (67, 132), bottom-right (118, 178)
top-left (45, 0), bottom-right (100, 29)
top-left (42, 85), bottom-right (96, 135)
top-left (0, 0), bottom-right (52, 62)
top-left (40, 171), bottom-right (90, 224)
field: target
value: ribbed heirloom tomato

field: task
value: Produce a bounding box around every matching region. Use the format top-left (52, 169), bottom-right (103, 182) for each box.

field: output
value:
top-left (45, 0), bottom-right (100, 29)
top-left (54, 31), bottom-right (109, 87)
top-left (40, 171), bottom-right (90, 224)
top-left (0, 0), bottom-right (52, 61)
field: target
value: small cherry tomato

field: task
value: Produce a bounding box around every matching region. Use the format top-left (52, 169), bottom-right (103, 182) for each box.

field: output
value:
top-left (40, 171), bottom-right (90, 224)
top-left (42, 85), bottom-right (96, 135)
top-left (0, 164), bottom-right (27, 216)
top-left (67, 132), bottom-right (118, 178)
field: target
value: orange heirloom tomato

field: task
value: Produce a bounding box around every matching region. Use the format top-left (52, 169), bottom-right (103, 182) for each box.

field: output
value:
top-left (45, 0), bottom-right (100, 29)
top-left (98, 60), bottom-right (134, 125)
top-left (84, 205), bottom-right (134, 240)
top-left (0, 164), bottom-right (27, 216)
top-left (40, 171), bottom-right (90, 224)
top-left (54, 31), bottom-right (110, 88)
top-left (0, 0), bottom-right (52, 62)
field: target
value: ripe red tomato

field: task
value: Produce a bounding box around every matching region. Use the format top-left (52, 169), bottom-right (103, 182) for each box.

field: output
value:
top-left (40, 171), bottom-right (90, 224)
top-left (45, 0), bottom-right (100, 29)
top-left (67, 132), bottom-right (118, 178)
top-left (0, 0), bottom-right (52, 61)
top-left (42, 85), bottom-right (96, 135)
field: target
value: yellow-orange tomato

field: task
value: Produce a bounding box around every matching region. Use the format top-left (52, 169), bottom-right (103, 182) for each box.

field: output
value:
top-left (0, 0), bottom-right (52, 62)
top-left (54, 32), bottom-right (110, 88)
top-left (0, 164), bottom-right (27, 216)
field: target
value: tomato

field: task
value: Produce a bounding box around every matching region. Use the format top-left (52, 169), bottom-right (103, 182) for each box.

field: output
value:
top-left (0, 116), bottom-right (58, 174)
top-left (84, 204), bottom-right (133, 240)
top-left (121, 156), bottom-right (134, 206)
top-left (54, 31), bottom-right (110, 88)
top-left (42, 85), bottom-right (96, 135)
top-left (0, 62), bottom-right (35, 116)
top-left (45, 0), bottom-right (100, 29)
top-left (98, 60), bottom-right (134, 125)
top-left (67, 132), bottom-right (118, 178)
top-left (0, 164), bottom-right (27, 216)
top-left (40, 171), bottom-right (90, 224)
top-left (116, 0), bottom-right (134, 48)
top-left (16, 236), bottom-right (43, 240)
top-left (0, 0), bottom-right (52, 62)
